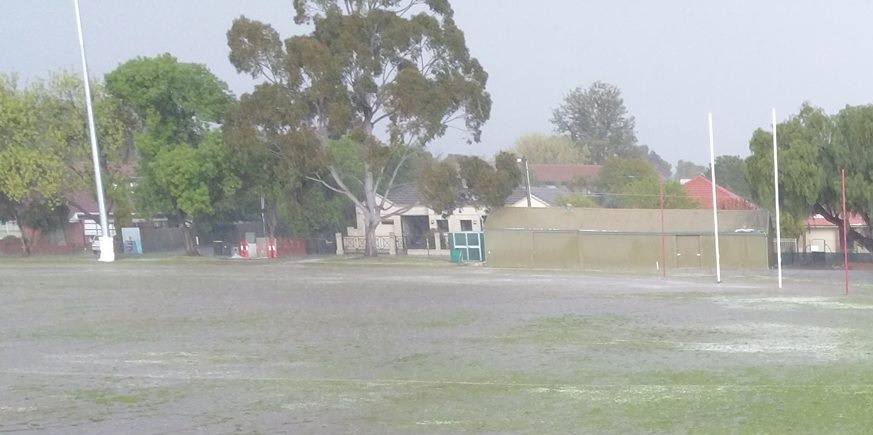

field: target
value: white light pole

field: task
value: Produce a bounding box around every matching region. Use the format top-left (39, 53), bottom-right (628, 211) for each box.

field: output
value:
top-left (517, 157), bottom-right (532, 207)
top-left (74, 0), bottom-right (114, 262)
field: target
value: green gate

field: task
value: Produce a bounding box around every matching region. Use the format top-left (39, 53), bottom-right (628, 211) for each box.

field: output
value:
top-left (449, 232), bottom-right (485, 262)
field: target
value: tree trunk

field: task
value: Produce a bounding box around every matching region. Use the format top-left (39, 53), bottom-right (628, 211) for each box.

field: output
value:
top-left (364, 214), bottom-right (379, 257)
top-left (813, 203), bottom-right (873, 252)
top-left (362, 166), bottom-right (381, 257)
top-left (17, 222), bottom-right (30, 257)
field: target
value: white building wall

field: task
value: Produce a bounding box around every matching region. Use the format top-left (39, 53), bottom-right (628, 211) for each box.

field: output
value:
top-left (805, 228), bottom-right (837, 253)
top-left (1, 221), bottom-right (22, 239)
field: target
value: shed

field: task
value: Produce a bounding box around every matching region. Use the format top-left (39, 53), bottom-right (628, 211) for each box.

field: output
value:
top-left (484, 208), bottom-right (770, 271)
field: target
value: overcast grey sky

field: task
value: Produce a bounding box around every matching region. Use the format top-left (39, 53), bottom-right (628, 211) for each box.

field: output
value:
top-left (3, 1), bottom-right (873, 169)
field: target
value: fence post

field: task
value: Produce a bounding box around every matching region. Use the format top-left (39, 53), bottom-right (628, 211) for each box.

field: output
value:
top-left (335, 233), bottom-right (344, 255)
top-left (389, 235), bottom-right (397, 255)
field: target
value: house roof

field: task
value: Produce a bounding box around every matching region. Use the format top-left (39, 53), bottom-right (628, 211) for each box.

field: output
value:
top-left (485, 207), bottom-right (770, 234)
top-left (384, 184), bottom-right (420, 206)
top-left (383, 184), bottom-right (571, 208)
top-left (506, 186), bottom-right (573, 206)
top-left (682, 176), bottom-right (753, 210)
top-left (805, 214), bottom-right (867, 228)
top-left (528, 164), bottom-right (602, 184)
top-left (65, 190), bottom-right (102, 220)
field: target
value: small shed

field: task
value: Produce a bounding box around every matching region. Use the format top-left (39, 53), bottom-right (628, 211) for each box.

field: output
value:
top-left (484, 208), bottom-right (770, 271)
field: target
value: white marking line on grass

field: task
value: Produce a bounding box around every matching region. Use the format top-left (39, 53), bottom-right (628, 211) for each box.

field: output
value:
top-left (3, 369), bottom-right (873, 391)
top-left (0, 406), bottom-right (38, 413)
top-left (711, 296), bottom-right (873, 311)
top-left (416, 420), bottom-right (463, 426)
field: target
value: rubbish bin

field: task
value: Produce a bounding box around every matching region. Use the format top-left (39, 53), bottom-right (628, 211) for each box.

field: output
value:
top-left (213, 241), bottom-right (228, 256)
top-left (450, 248), bottom-right (462, 263)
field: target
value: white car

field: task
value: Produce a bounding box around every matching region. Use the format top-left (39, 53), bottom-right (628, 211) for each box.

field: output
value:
top-left (90, 237), bottom-right (101, 255)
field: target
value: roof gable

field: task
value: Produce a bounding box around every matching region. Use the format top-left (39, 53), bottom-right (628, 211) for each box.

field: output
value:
top-left (682, 176), bottom-right (753, 210)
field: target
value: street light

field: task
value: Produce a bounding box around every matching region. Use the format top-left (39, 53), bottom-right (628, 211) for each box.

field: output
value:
top-left (517, 156), bottom-right (532, 208)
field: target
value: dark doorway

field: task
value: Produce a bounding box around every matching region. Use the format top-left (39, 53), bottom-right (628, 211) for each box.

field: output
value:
top-left (401, 215), bottom-right (429, 250)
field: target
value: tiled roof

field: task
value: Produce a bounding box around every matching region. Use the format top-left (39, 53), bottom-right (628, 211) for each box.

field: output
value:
top-left (528, 164), bottom-right (602, 184)
top-left (805, 214), bottom-right (867, 228)
top-left (65, 190), bottom-right (101, 218)
top-left (682, 176), bottom-right (753, 210)
top-left (384, 184), bottom-right (571, 208)
top-left (384, 184), bottom-right (420, 206)
top-left (506, 186), bottom-right (573, 206)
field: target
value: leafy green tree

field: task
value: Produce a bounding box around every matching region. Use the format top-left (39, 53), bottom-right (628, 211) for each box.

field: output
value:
top-left (620, 177), bottom-right (697, 209)
top-left (226, 1), bottom-right (491, 256)
top-left (509, 133), bottom-right (587, 164)
top-left (105, 54), bottom-right (238, 255)
top-left (592, 158), bottom-right (693, 208)
top-left (28, 71), bottom-right (139, 227)
top-left (554, 192), bottom-right (598, 208)
top-left (551, 81), bottom-right (639, 164)
top-left (0, 77), bottom-right (68, 255)
top-left (674, 159), bottom-right (706, 181)
top-left (704, 155), bottom-right (751, 200)
top-left (747, 103), bottom-right (873, 248)
top-left (417, 151), bottom-right (521, 215)
top-left (416, 156), bottom-right (463, 216)
top-left (638, 145), bottom-right (672, 179)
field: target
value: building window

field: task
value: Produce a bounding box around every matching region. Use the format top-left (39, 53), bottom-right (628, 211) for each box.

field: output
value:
top-left (460, 219), bottom-right (473, 231)
top-left (436, 219), bottom-right (449, 232)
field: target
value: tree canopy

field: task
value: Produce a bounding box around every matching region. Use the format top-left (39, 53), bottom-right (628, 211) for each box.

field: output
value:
top-left (551, 81), bottom-right (638, 164)
top-left (705, 155), bottom-right (751, 200)
top-left (746, 102), bottom-right (873, 247)
top-left (226, 0), bottom-right (490, 256)
top-left (509, 133), bottom-right (586, 164)
top-left (0, 76), bottom-right (68, 255)
top-left (674, 159), bottom-right (707, 181)
top-left (550, 81), bottom-right (672, 179)
top-left (105, 54), bottom-right (238, 255)
top-left (591, 158), bottom-right (694, 209)
top-left (416, 151), bottom-right (521, 216)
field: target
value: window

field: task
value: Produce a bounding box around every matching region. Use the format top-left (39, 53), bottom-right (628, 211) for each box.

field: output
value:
top-left (460, 219), bottom-right (473, 231)
top-left (436, 219), bottom-right (449, 232)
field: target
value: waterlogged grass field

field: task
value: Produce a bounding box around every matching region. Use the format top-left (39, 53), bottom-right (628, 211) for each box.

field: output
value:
top-left (2, 257), bottom-right (873, 434)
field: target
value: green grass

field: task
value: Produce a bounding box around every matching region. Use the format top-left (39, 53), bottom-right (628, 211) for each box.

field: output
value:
top-left (494, 314), bottom-right (683, 351)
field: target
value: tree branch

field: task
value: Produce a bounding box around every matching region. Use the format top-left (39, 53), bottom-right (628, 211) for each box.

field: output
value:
top-left (377, 149), bottom-right (416, 211)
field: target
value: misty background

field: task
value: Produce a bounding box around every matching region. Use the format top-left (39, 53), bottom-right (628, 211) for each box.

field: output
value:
top-left (3, 0), bottom-right (873, 169)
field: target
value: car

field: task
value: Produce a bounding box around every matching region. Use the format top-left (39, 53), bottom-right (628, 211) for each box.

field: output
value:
top-left (90, 237), bottom-right (101, 255)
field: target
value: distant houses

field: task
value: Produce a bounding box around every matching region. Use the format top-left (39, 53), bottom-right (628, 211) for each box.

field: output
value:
top-left (341, 184), bottom-right (574, 255)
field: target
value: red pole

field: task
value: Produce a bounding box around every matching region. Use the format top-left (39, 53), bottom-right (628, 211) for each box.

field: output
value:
top-left (842, 168), bottom-right (849, 295)
top-left (660, 178), bottom-right (666, 278)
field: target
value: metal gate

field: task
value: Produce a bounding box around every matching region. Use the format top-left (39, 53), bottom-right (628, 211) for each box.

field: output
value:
top-left (676, 235), bottom-right (701, 268)
top-left (449, 232), bottom-right (485, 262)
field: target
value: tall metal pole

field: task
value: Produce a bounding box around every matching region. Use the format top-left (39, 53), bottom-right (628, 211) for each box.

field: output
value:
top-left (260, 195), bottom-right (267, 236)
top-left (842, 168), bottom-right (849, 295)
top-left (522, 157), bottom-right (532, 208)
top-left (74, 0), bottom-right (114, 262)
top-left (772, 109), bottom-right (782, 288)
top-left (708, 113), bottom-right (721, 283)
top-left (660, 177), bottom-right (666, 278)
